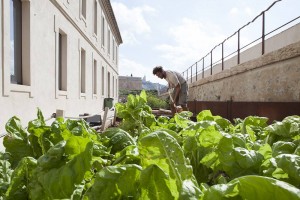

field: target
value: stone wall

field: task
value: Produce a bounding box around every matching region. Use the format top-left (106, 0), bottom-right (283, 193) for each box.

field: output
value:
top-left (188, 41), bottom-right (300, 102)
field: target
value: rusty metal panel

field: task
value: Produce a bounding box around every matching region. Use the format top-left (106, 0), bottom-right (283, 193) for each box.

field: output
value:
top-left (188, 101), bottom-right (227, 119)
top-left (188, 101), bottom-right (300, 123)
top-left (231, 102), bottom-right (258, 120)
top-left (231, 102), bottom-right (300, 123)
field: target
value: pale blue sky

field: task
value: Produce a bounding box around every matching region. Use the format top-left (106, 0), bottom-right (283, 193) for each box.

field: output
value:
top-left (111, 0), bottom-right (300, 84)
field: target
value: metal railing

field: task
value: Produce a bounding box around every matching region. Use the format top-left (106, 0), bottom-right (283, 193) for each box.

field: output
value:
top-left (182, 0), bottom-right (300, 83)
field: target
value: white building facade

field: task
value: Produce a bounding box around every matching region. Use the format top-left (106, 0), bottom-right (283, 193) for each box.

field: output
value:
top-left (0, 0), bottom-right (122, 133)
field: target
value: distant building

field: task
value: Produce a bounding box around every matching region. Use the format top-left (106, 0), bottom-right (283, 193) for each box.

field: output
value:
top-left (0, 0), bottom-right (122, 133)
top-left (119, 76), bottom-right (142, 90)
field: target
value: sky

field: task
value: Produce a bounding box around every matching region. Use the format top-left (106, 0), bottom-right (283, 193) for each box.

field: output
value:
top-left (111, 0), bottom-right (300, 85)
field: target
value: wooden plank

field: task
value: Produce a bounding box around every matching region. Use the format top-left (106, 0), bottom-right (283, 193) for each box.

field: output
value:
top-left (112, 108), bottom-right (117, 126)
top-left (158, 108), bottom-right (172, 114)
top-left (101, 107), bottom-right (109, 131)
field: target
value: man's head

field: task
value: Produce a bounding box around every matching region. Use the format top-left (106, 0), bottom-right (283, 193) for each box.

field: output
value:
top-left (153, 66), bottom-right (165, 79)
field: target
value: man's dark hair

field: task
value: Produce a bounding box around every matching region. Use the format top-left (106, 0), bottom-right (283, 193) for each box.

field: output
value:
top-left (153, 66), bottom-right (163, 75)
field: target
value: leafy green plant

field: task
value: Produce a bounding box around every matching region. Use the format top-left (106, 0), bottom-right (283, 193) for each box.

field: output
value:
top-left (146, 92), bottom-right (168, 109)
top-left (115, 90), bottom-right (156, 136)
top-left (201, 175), bottom-right (300, 200)
top-left (0, 103), bottom-right (300, 199)
top-left (0, 153), bottom-right (12, 198)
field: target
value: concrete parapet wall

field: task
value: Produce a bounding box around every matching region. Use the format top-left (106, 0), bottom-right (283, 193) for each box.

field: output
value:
top-left (188, 41), bottom-right (300, 102)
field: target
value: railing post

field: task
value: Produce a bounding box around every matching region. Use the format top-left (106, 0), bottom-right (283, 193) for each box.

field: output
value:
top-left (222, 42), bottom-right (224, 71)
top-left (195, 62), bottom-right (198, 81)
top-left (190, 65), bottom-right (193, 83)
top-left (238, 29), bottom-right (240, 65)
top-left (202, 58), bottom-right (204, 78)
top-left (210, 51), bottom-right (213, 75)
top-left (262, 11), bottom-right (265, 55)
top-left (186, 69), bottom-right (188, 82)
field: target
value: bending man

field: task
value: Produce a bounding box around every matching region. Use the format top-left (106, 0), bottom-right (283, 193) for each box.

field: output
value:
top-left (153, 66), bottom-right (188, 115)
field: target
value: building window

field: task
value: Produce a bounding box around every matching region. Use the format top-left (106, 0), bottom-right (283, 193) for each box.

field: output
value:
top-left (116, 46), bottom-right (118, 65)
top-left (115, 78), bottom-right (118, 97)
top-left (81, 0), bottom-right (86, 19)
top-left (81, 48), bottom-right (86, 93)
top-left (107, 29), bottom-right (111, 55)
top-left (101, 66), bottom-right (105, 95)
top-left (94, 0), bottom-right (97, 35)
top-left (10, 0), bottom-right (22, 84)
top-left (101, 16), bottom-right (105, 47)
top-left (107, 72), bottom-right (111, 97)
top-left (112, 76), bottom-right (114, 97)
top-left (58, 31), bottom-right (67, 91)
top-left (112, 39), bottom-right (115, 60)
top-left (93, 59), bottom-right (97, 95)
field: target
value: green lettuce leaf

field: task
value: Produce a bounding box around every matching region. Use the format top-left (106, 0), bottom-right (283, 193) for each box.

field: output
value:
top-left (272, 141), bottom-right (297, 157)
top-left (4, 117), bottom-right (34, 168)
top-left (5, 157), bottom-right (37, 200)
top-left (28, 137), bottom-right (93, 199)
top-left (84, 164), bottom-right (141, 199)
top-left (202, 175), bottom-right (300, 200)
top-left (174, 111), bottom-right (194, 129)
top-left (101, 128), bottom-right (136, 154)
top-left (140, 164), bottom-right (175, 199)
top-left (275, 154), bottom-right (300, 186)
top-left (0, 153), bottom-right (13, 197)
top-left (139, 130), bottom-right (200, 199)
top-left (266, 116), bottom-right (300, 139)
top-left (241, 116), bottom-right (268, 142)
top-left (198, 126), bottom-right (223, 148)
top-left (196, 110), bottom-right (216, 122)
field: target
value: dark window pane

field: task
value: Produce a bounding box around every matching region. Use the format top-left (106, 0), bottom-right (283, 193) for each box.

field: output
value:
top-left (58, 33), bottom-right (62, 90)
top-left (10, 0), bottom-right (22, 84)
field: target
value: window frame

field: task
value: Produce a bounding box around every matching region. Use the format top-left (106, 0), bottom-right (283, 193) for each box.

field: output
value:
top-left (54, 15), bottom-right (69, 99)
top-left (112, 39), bottom-right (115, 61)
top-left (57, 30), bottom-right (68, 94)
top-left (107, 29), bottom-right (110, 55)
top-left (10, 0), bottom-right (23, 85)
top-left (93, 58), bottom-right (97, 96)
top-left (4, 0), bottom-right (32, 96)
top-left (93, 0), bottom-right (97, 36)
top-left (101, 15), bottom-right (105, 47)
top-left (107, 71), bottom-right (110, 97)
top-left (81, 0), bottom-right (87, 19)
top-left (112, 75), bottom-right (114, 98)
top-left (115, 78), bottom-right (118, 97)
top-left (101, 66), bottom-right (105, 96)
top-left (80, 47), bottom-right (86, 95)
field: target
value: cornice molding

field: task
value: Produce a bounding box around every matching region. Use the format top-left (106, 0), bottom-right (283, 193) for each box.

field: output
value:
top-left (100, 0), bottom-right (122, 45)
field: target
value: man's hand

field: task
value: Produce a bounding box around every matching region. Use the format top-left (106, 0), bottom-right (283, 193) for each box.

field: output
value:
top-left (173, 103), bottom-right (176, 109)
